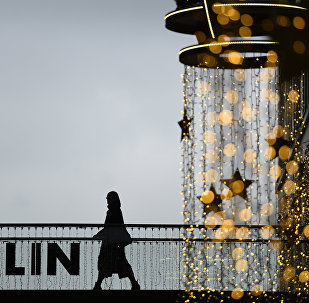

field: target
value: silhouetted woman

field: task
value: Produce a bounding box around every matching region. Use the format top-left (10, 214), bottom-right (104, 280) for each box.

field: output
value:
top-left (93, 191), bottom-right (140, 290)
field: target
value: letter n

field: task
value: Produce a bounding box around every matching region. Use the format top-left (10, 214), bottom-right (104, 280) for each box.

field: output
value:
top-left (6, 243), bottom-right (25, 275)
top-left (47, 243), bottom-right (80, 275)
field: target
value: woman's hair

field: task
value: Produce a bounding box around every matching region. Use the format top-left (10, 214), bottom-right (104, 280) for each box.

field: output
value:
top-left (106, 191), bottom-right (121, 209)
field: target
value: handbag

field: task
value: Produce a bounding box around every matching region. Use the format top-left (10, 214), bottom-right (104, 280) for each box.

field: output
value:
top-left (93, 225), bottom-right (133, 246)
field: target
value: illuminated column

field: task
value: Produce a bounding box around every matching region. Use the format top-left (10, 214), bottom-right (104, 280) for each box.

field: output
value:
top-left (165, 0), bottom-right (309, 300)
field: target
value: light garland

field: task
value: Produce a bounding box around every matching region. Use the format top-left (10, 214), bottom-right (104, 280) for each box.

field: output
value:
top-left (179, 41), bottom-right (279, 56)
top-left (164, 6), bottom-right (203, 20)
top-left (179, 63), bottom-right (308, 302)
top-left (203, 0), bottom-right (215, 38)
top-left (213, 3), bottom-right (307, 11)
top-left (165, 1), bottom-right (309, 301)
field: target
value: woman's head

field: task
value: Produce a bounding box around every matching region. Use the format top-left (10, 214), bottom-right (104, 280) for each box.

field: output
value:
top-left (106, 191), bottom-right (121, 209)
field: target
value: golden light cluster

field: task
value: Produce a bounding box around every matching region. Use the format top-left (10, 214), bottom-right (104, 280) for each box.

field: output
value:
top-left (176, 2), bottom-right (309, 301)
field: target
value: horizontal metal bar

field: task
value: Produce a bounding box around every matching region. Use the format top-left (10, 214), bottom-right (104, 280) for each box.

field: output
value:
top-left (0, 237), bottom-right (307, 243)
top-left (0, 223), bottom-right (294, 229)
top-left (0, 223), bottom-right (187, 228)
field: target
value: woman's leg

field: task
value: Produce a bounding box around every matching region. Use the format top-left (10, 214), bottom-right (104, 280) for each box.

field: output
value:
top-left (126, 264), bottom-right (140, 290)
top-left (93, 245), bottom-right (106, 290)
top-left (93, 269), bottom-right (105, 290)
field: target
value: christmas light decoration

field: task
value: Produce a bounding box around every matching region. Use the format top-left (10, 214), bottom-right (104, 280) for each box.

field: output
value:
top-left (165, 1), bottom-right (309, 301)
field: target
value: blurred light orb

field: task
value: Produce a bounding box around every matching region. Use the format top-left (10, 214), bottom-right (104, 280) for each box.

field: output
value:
top-left (231, 180), bottom-right (245, 194)
top-left (232, 247), bottom-right (245, 260)
top-left (227, 51), bottom-right (243, 65)
top-left (222, 219), bottom-right (235, 229)
top-left (265, 132), bottom-right (276, 145)
top-left (286, 160), bottom-right (299, 175)
top-left (218, 110), bottom-right (234, 125)
top-left (197, 81), bottom-right (211, 94)
top-left (204, 216), bottom-right (218, 228)
top-left (293, 16), bottom-right (306, 29)
top-left (195, 173), bottom-right (205, 185)
top-left (288, 90), bottom-right (300, 103)
top-left (303, 225), bottom-right (309, 237)
top-left (261, 203), bottom-right (274, 216)
top-left (200, 190), bottom-right (215, 204)
top-left (231, 288), bottom-right (244, 300)
top-left (241, 14), bottom-right (253, 26)
top-left (269, 165), bottom-right (282, 180)
top-left (218, 34), bottom-right (230, 43)
top-left (276, 15), bottom-right (290, 27)
top-left (206, 111), bottom-right (218, 125)
top-left (251, 284), bottom-right (263, 296)
top-left (225, 90), bottom-right (239, 105)
top-left (273, 125), bottom-right (284, 138)
top-left (264, 146), bottom-right (276, 160)
top-left (270, 240), bottom-right (282, 251)
top-left (239, 208), bottom-right (252, 222)
top-left (228, 8), bottom-right (240, 21)
top-left (284, 180), bottom-right (296, 196)
top-left (279, 145), bottom-right (291, 161)
top-left (220, 188), bottom-right (233, 201)
top-left (299, 271), bottom-right (309, 283)
top-left (212, 4), bottom-right (221, 14)
top-left (236, 259), bottom-right (248, 272)
top-left (203, 131), bottom-right (217, 145)
top-left (205, 149), bottom-right (219, 163)
top-left (293, 40), bottom-right (306, 54)
top-left (234, 69), bottom-right (246, 81)
top-left (224, 143), bottom-right (236, 157)
top-left (239, 26), bottom-right (252, 37)
top-left (205, 169), bottom-right (218, 182)
top-left (214, 229), bottom-right (225, 240)
top-left (267, 50), bottom-right (278, 63)
top-left (244, 149), bottom-right (256, 163)
top-left (261, 88), bottom-right (272, 100)
top-left (261, 225), bottom-right (274, 239)
top-left (209, 41), bottom-right (222, 54)
top-left (242, 106), bottom-right (254, 121)
top-left (283, 266), bottom-right (296, 281)
top-left (269, 91), bottom-right (280, 104)
top-left (236, 227), bottom-right (250, 239)
top-left (203, 54), bottom-right (217, 67)
top-left (259, 69), bottom-right (275, 82)
top-left (217, 14), bottom-right (229, 25)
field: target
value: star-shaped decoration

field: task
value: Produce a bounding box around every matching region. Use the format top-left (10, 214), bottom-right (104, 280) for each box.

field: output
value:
top-left (178, 108), bottom-right (192, 141)
top-left (198, 185), bottom-right (222, 217)
top-left (221, 168), bottom-right (253, 201)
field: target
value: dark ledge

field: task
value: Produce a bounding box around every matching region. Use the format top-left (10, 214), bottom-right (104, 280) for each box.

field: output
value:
top-left (0, 290), bottom-right (307, 303)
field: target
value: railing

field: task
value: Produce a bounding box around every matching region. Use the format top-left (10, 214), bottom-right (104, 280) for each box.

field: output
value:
top-left (0, 224), bottom-right (185, 290)
top-left (0, 224), bottom-right (307, 291)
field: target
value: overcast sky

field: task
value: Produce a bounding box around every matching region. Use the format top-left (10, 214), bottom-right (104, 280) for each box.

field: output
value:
top-left (0, 0), bottom-right (197, 223)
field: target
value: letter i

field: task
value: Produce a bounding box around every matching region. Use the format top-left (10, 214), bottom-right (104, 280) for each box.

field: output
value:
top-left (31, 243), bottom-right (41, 275)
